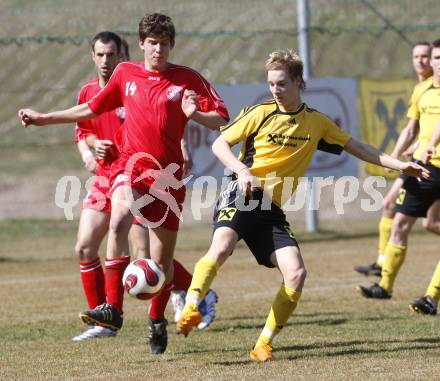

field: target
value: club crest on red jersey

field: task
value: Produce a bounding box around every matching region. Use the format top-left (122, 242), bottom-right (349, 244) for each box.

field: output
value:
top-left (116, 107), bottom-right (126, 120)
top-left (166, 86), bottom-right (183, 101)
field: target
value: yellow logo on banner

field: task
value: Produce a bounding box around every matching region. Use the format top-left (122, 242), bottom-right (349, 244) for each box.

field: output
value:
top-left (359, 78), bottom-right (415, 178)
top-left (217, 208), bottom-right (237, 222)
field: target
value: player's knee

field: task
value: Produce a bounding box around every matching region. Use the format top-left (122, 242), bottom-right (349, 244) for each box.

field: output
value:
top-left (207, 241), bottom-right (234, 262)
top-left (74, 241), bottom-right (95, 261)
top-left (284, 266), bottom-right (307, 288)
top-left (393, 218), bottom-right (410, 233)
top-left (390, 217), bottom-right (411, 243)
top-left (382, 197), bottom-right (396, 215)
top-left (422, 218), bottom-right (439, 234)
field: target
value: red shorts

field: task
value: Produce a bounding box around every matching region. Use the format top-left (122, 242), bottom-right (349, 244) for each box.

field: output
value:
top-left (83, 172), bottom-right (112, 213)
top-left (109, 152), bottom-right (186, 231)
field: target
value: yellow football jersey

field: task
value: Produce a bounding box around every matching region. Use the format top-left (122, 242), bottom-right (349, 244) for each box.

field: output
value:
top-left (220, 101), bottom-right (351, 207)
top-left (407, 77), bottom-right (440, 167)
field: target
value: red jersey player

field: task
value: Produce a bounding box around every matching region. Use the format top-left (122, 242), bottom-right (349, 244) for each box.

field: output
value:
top-left (71, 31), bottom-right (128, 341)
top-left (75, 34), bottom-right (219, 351)
top-left (18, 14), bottom-right (229, 353)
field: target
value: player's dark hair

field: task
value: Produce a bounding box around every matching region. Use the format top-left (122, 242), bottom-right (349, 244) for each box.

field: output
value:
top-left (91, 31), bottom-right (122, 54)
top-left (431, 39), bottom-right (440, 50)
top-left (138, 13), bottom-right (175, 45)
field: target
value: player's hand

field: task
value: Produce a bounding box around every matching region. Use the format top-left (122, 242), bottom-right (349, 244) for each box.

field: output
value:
top-left (237, 168), bottom-right (257, 199)
top-left (422, 144), bottom-right (435, 164)
top-left (84, 156), bottom-right (98, 174)
top-left (94, 139), bottom-right (113, 159)
top-left (399, 161), bottom-right (430, 180)
top-left (181, 89), bottom-right (199, 118)
top-left (18, 108), bottom-right (46, 127)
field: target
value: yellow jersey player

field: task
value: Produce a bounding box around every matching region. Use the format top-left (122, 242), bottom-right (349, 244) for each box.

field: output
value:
top-left (358, 39), bottom-right (440, 301)
top-left (408, 109), bottom-right (440, 315)
top-left (175, 49), bottom-right (429, 362)
top-left (354, 41), bottom-right (438, 277)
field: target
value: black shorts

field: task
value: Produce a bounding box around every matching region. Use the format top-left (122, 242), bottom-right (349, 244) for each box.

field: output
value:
top-left (213, 181), bottom-right (298, 268)
top-left (395, 163), bottom-right (440, 218)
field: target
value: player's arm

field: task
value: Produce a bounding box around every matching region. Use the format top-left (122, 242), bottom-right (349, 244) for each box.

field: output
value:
top-left (422, 120), bottom-right (440, 164)
top-left (77, 139), bottom-right (98, 173)
top-left (389, 119), bottom-right (420, 158)
top-left (84, 134), bottom-right (113, 160)
top-left (18, 103), bottom-right (96, 128)
top-left (344, 138), bottom-right (430, 179)
top-left (212, 135), bottom-right (257, 198)
top-left (181, 89), bottom-right (228, 130)
top-left (181, 136), bottom-right (193, 175)
top-left (191, 111), bottom-right (228, 130)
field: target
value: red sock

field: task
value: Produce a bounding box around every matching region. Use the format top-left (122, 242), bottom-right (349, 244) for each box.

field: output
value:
top-left (149, 282), bottom-right (173, 321)
top-left (80, 258), bottom-right (106, 309)
top-left (105, 256), bottom-right (130, 314)
top-left (172, 259), bottom-right (193, 291)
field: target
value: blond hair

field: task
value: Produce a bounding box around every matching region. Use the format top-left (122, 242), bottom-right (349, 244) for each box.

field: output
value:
top-left (265, 49), bottom-right (306, 90)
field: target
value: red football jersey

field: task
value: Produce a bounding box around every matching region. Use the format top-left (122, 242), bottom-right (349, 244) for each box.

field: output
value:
top-left (88, 62), bottom-right (229, 167)
top-left (75, 78), bottom-right (125, 171)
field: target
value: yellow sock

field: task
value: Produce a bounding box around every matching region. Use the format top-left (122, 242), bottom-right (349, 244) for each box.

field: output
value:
top-left (426, 261), bottom-right (440, 304)
top-left (255, 285), bottom-right (301, 347)
top-left (379, 243), bottom-right (406, 292)
top-left (377, 217), bottom-right (393, 266)
top-left (184, 256), bottom-right (219, 310)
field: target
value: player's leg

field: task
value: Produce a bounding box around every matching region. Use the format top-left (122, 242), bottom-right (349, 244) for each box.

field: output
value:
top-left (129, 222), bottom-right (150, 259)
top-left (357, 212), bottom-right (416, 299)
top-left (142, 225), bottom-right (177, 354)
top-left (354, 177), bottom-right (402, 276)
top-left (410, 260), bottom-right (440, 315)
top-left (75, 208), bottom-right (110, 309)
top-left (250, 245), bottom-right (306, 362)
top-left (167, 258), bottom-right (219, 329)
top-left (358, 173), bottom-right (435, 299)
top-left (380, 172), bottom-right (439, 294)
top-left (379, 212), bottom-right (416, 292)
top-left (177, 226), bottom-right (238, 336)
top-left (72, 209), bottom-right (114, 341)
top-left (80, 185), bottom-right (135, 330)
top-left (177, 181), bottom-right (244, 336)
top-left (378, 177), bottom-right (404, 264)
top-left (169, 259), bottom-right (193, 323)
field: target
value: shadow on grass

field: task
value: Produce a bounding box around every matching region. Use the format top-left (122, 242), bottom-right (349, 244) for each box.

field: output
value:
top-left (0, 256), bottom-right (17, 262)
top-left (207, 318), bottom-right (348, 333)
top-left (173, 347), bottom-right (239, 356)
top-left (220, 311), bottom-right (347, 322)
top-left (177, 336), bottom-right (440, 365)
top-left (279, 336), bottom-right (440, 360)
top-left (212, 359), bottom-right (252, 366)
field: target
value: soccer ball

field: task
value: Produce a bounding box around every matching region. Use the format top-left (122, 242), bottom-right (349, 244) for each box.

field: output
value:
top-left (122, 258), bottom-right (165, 300)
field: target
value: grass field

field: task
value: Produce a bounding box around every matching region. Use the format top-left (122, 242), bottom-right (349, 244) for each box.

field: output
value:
top-left (1, 219), bottom-right (439, 380)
